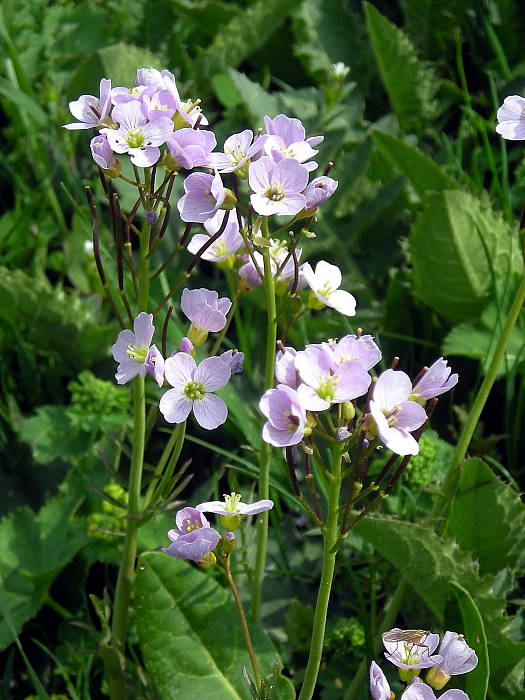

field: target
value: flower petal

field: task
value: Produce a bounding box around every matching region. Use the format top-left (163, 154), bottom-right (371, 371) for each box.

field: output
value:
top-left (193, 393), bottom-right (228, 429)
top-left (159, 389), bottom-right (193, 423)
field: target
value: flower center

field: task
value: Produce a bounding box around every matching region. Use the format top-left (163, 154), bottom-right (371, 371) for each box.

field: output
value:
top-left (265, 184), bottom-right (285, 201)
top-left (283, 410), bottom-right (300, 432)
top-left (184, 380), bottom-right (206, 401)
top-left (212, 240), bottom-right (229, 257)
top-left (400, 644), bottom-right (422, 666)
top-left (223, 492), bottom-right (242, 513)
top-left (317, 375), bottom-right (338, 401)
top-left (384, 405), bottom-right (402, 426)
top-left (184, 517), bottom-right (202, 533)
top-left (126, 344), bottom-right (148, 363)
top-left (126, 129), bottom-right (145, 149)
top-left (226, 145), bottom-right (246, 166)
top-left (318, 282), bottom-right (334, 298)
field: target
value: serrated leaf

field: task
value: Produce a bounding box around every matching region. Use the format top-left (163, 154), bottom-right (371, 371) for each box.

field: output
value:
top-left (195, 0), bottom-right (303, 85)
top-left (372, 130), bottom-right (458, 199)
top-left (0, 495), bottom-right (88, 649)
top-left (410, 190), bottom-right (523, 321)
top-left (19, 406), bottom-right (83, 465)
top-left (354, 513), bottom-right (525, 695)
top-left (135, 552), bottom-right (295, 700)
top-left (446, 458), bottom-right (525, 575)
top-left (450, 581), bottom-right (490, 700)
top-left (363, 2), bottom-right (439, 133)
top-left (0, 266), bottom-right (115, 368)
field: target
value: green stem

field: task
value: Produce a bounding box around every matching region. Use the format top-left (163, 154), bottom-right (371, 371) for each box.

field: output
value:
top-left (109, 375), bottom-right (146, 700)
top-left (143, 421), bottom-right (186, 509)
top-left (224, 557), bottom-right (262, 690)
top-left (109, 218), bottom-right (150, 700)
top-left (44, 593), bottom-right (74, 619)
top-left (433, 272), bottom-right (525, 521)
top-left (298, 444), bottom-right (344, 700)
top-left (252, 218), bottom-right (277, 622)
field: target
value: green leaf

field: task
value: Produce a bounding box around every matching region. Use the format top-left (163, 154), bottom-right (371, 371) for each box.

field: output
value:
top-left (0, 495), bottom-right (88, 649)
top-left (0, 77), bottom-right (47, 127)
top-left (443, 297), bottom-right (525, 377)
top-left (194, 0), bottom-right (303, 85)
top-left (135, 552), bottom-right (295, 699)
top-left (446, 458), bottom-right (525, 575)
top-left (19, 406), bottom-right (83, 465)
top-left (450, 581), bottom-right (490, 700)
top-left (292, 0), bottom-right (363, 81)
top-left (401, 0), bottom-right (465, 57)
top-left (410, 190), bottom-right (523, 321)
top-left (227, 68), bottom-right (280, 123)
top-left (372, 130), bottom-right (458, 200)
top-left (363, 2), bottom-right (439, 133)
top-left (0, 266), bottom-right (116, 369)
top-left (69, 43), bottom-right (162, 95)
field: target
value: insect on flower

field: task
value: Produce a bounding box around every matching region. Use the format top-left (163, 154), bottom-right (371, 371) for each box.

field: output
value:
top-left (382, 629), bottom-right (432, 656)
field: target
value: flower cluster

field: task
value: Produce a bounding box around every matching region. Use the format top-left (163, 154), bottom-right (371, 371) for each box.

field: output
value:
top-left (370, 628), bottom-right (478, 699)
top-left (112, 300), bottom-right (244, 430)
top-left (260, 340), bottom-right (457, 456)
top-left (162, 495), bottom-right (274, 565)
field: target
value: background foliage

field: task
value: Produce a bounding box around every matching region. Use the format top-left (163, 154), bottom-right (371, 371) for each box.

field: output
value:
top-left (1, 0), bottom-right (524, 698)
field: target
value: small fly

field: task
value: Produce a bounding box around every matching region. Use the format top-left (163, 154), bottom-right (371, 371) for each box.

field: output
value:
top-left (382, 629), bottom-right (432, 657)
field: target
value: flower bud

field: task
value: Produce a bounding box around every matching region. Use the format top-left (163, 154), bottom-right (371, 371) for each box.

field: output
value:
top-left (399, 668), bottom-right (419, 683)
top-left (303, 413), bottom-right (316, 438)
top-left (426, 666), bottom-right (450, 690)
top-left (178, 336), bottom-right (195, 355)
top-left (342, 401), bottom-right (355, 421)
top-left (222, 531), bottom-right (236, 554)
top-left (336, 427), bottom-right (350, 442)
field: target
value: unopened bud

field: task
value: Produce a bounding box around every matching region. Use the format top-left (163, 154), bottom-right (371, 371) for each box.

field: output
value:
top-left (178, 336), bottom-right (195, 355)
top-left (336, 427), bottom-right (350, 442)
top-left (426, 666), bottom-right (450, 691)
top-left (145, 210), bottom-right (157, 225)
top-left (222, 531), bottom-right (236, 554)
top-left (303, 413), bottom-right (316, 438)
top-left (342, 401), bottom-right (355, 421)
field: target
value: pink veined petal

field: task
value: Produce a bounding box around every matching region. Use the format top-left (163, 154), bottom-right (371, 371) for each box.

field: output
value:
top-left (277, 193), bottom-right (307, 215)
top-left (133, 312), bottom-right (155, 347)
top-left (238, 499), bottom-right (274, 515)
top-left (178, 192), bottom-right (215, 223)
top-left (210, 171), bottom-right (226, 207)
top-left (438, 691), bottom-right (469, 700)
top-left (400, 684), bottom-right (437, 700)
top-left (384, 427), bottom-right (420, 456)
top-left (192, 306), bottom-right (226, 332)
top-left (248, 157), bottom-right (274, 193)
top-left (164, 353), bottom-right (196, 388)
top-left (496, 95), bottom-right (525, 122)
top-left (100, 127), bottom-right (129, 154)
top-left (193, 356), bottom-right (231, 391)
top-left (374, 369), bottom-right (412, 409)
top-left (129, 146), bottom-right (161, 167)
top-left (326, 289), bottom-right (357, 316)
top-left (315, 260), bottom-right (342, 289)
top-left (395, 401), bottom-right (427, 432)
top-left (181, 288), bottom-right (207, 321)
top-left (159, 390), bottom-right (193, 424)
top-left (99, 78), bottom-right (112, 117)
top-left (112, 329), bottom-right (136, 362)
top-left (207, 153), bottom-right (233, 170)
top-left (63, 120), bottom-right (95, 130)
top-left (495, 121), bottom-right (525, 140)
top-left (112, 100), bottom-right (146, 131)
top-left (193, 393), bottom-right (228, 429)
top-left (274, 158), bottom-right (309, 192)
top-left (141, 117), bottom-right (174, 146)
top-left (296, 383), bottom-right (331, 411)
top-left (263, 421), bottom-right (303, 447)
top-left (249, 193), bottom-right (282, 216)
top-left (217, 296), bottom-right (232, 315)
top-left (115, 359), bottom-right (142, 384)
top-left (286, 141), bottom-right (318, 162)
top-left (334, 362), bottom-right (371, 401)
top-left (195, 500), bottom-right (230, 514)
top-left (187, 233), bottom-right (213, 257)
